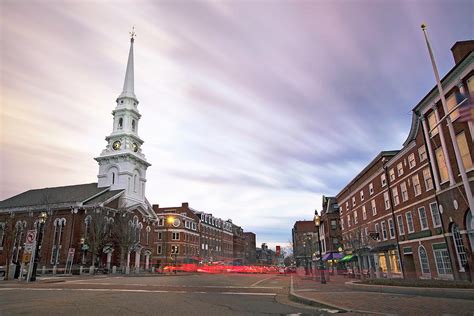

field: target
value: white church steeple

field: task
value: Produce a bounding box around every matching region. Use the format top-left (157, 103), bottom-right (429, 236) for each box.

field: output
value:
top-left (95, 29), bottom-right (151, 207)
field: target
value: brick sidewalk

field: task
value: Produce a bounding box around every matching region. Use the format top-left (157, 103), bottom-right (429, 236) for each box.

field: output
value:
top-left (291, 274), bottom-right (474, 315)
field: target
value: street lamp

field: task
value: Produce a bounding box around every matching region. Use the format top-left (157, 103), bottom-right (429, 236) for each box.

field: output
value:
top-left (30, 211), bottom-right (47, 282)
top-left (314, 210), bottom-right (326, 284)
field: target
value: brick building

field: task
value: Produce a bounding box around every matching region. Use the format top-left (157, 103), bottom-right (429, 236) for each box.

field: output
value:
top-left (152, 203), bottom-right (200, 267)
top-left (292, 220), bottom-right (318, 268)
top-left (336, 40), bottom-right (474, 280)
top-left (232, 224), bottom-right (245, 264)
top-left (319, 196), bottom-right (342, 257)
top-left (243, 232), bottom-right (256, 264)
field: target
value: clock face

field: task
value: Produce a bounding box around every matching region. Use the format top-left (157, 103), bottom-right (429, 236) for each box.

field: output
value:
top-left (132, 142), bottom-right (138, 152)
top-left (173, 218), bottom-right (181, 227)
top-left (112, 141), bottom-right (121, 150)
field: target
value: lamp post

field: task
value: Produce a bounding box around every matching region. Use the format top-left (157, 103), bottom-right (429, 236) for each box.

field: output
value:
top-left (314, 210), bottom-right (326, 284)
top-left (30, 211), bottom-right (47, 282)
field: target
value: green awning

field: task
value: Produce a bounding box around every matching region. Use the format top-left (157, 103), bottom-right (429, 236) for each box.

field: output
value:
top-left (339, 255), bottom-right (356, 263)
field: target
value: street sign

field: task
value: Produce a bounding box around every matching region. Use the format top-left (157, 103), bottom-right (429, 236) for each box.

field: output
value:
top-left (25, 230), bottom-right (36, 244)
top-left (68, 248), bottom-right (75, 257)
top-left (22, 252), bottom-right (32, 264)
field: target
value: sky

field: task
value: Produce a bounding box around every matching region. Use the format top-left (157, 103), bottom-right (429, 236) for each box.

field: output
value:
top-left (1, 0), bottom-right (473, 250)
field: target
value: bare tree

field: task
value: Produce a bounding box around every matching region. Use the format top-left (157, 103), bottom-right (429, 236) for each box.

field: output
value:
top-left (1, 214), bottom-right (15, 280)
top-left (84, 208), bottom-right (113, 268)
top-left (110, 211), bottom-right (138, 270)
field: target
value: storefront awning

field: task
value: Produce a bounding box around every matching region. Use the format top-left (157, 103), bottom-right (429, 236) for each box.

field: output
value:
top-left (322, 252), bottom-right (344, 261)
top-left (339, 254), bottom-right (357, 263)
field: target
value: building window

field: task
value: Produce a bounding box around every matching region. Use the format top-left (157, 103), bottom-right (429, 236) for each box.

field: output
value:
top-left (158, 218), bottom-right (164, 226)
top-left (381, 174), bottom-right (387, 187)
top-left (172, 232), bottom-right (180, 240)
top-left (340, 218), bottom-right (344, 230)
top-left (331, 220), bottom-right (337, 230)
top-left (406, 211), bottom-right (414, 233)
top-left (418, 207), bottom-right (429, 231)
top-left (396, 215), bottom-right (405, 235)
top-left (0, 222), bottom-right (5, 248)
top-left (392, 187), bottom-right (400, 206)
top-left (384, 192), bottom-right (390, 210)
top-left (423, 168), bottom-right (434, 191)
top-left (158, 232), bottom-right (162, 240)
top-left (452, 224), bottom-right (468, 271)
top-left (400, 182), bottom-right (408, 202)
top-left (171, 245), bottom-right (179, 254)
top-left (345, 202), bottom-right (349, 212)
top-left (435, 147), bottom-right (449, 183)
top-left (51, 218), bottom-right (66, 265)
top-left (375, 223), bottom-right (380, 240)
top-left (418, 246), bottom-right (430, 274)
top-left (347, 214), bottom-right (351, 228)
top-left (418, 146), bottom-right (427, 162)
top-left (381, 221), bottom-right (387, 240)
top-left (389, 168), bottom-right (395, 181)
top-left (371, 199), bottom-right (377, 215)
top-left (360, 190), bottom-right (364, 201)
top-left (362, 206), bottom-right (367, 220)
top-left (408, 153), bottom-right (416, 169)
top-left (446, 93), bottom-right (459, 121)
top-left (456, 132), bottom-right (473, 170)
top-left (157, 245), bottom-right (162, 254)
top-left (353, 211), bottom-right (358, 224)
top-left (352, 196), bottom-right (356, 207)
top-left (397, 162), bottom-right (404, 176)
top-left (388, 219), bottom-right (395, 239)
top-left (429, 202), bottom-right (442, 228)
top-left (427, 111), bottom-right (438, 136)
top-left (131, 119), bottom-right (136, 131)
top-left (433, 245), bottom-right (453, 276)
top-left (369, 183), bottom-right (374, 195)
top-left (412, 174), bottom-right (422, 196)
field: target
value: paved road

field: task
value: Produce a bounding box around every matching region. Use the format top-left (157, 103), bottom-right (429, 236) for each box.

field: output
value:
top-left (0, 273), bottom-right (335, 315)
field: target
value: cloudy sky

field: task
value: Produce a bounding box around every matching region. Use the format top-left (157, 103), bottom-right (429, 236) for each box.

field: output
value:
top-left (1, 0), bottom-right (472, 249)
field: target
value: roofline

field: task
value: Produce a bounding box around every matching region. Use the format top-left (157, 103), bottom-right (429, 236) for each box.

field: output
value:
top-left (336, 150), bottom-right (399, 199)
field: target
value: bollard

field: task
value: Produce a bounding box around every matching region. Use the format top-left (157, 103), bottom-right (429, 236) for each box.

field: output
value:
top-left (89, 266), bottom-right (94, 275)
top-left (112, 266), bottom-right (117, 274)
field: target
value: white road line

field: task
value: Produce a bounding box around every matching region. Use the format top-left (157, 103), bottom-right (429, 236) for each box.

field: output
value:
top-left (0, 287), bottom-right (276, 296)
top-left (64, 282), bottom-right (282, 289)
top-left (250, 276), bottom-right (274, 287)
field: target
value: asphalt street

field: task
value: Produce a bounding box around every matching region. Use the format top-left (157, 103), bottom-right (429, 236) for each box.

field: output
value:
top-left (0, 273), bottom-right (335, 315)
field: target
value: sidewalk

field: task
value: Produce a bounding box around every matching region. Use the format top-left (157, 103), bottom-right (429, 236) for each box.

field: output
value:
top-left (290, 272), bottom-right (474, 315)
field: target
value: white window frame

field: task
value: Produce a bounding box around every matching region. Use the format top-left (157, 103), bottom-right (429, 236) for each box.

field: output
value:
top-left (418, 245), bottom-right (430, 274)
top-left (360, 190), bottom-right (364, 201)
top-left (392, 187), bottom-right (400, 206)
top-left (406, 211), bottom-right (415, 233)
top-left (408, 153), bottom-right (416, 169)
top-left (388, 219), bottom-right (395, 239)
top-left (362, 205), bottom-right (367, 220)
top-left (172, 232), bottom-right (180, 240)
top-left (423, 168), bottom-right (434, 191)
top-left (371, 199), bottom-right (377, 216)
top-left (353, 211), bottom-right (358, 224)
top-left (381, 174), bottom-right (387, 187)
top-left (418, 146), bottom-right (427, 162)
top-left (384, 192), bottom-right (390, 210)
top-left (397, 162), bottom-right (404, 176)
top-left (396, 215), bottom-right (405, 235)
top-left (412, 174), bottom-right (421, 196)
top-left (381, 221), bottom-right (387, 240)
top-left (429, 202), bottom-right (442, 228)
top-left (400, 181), bottom-right (408, 202)
top-left (389, 168), bottom-right (395, 181)
top-left (369, 183), bottom-right (374, 195)
top-left (418, 207), bottom-right (429, 231)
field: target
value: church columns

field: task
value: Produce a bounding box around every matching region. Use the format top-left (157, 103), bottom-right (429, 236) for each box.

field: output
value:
top-left (135, 251), bottom-right (141, 273)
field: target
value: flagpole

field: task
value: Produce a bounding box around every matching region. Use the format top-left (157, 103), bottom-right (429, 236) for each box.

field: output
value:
top-left (421, 23), bottom-right (474, 217)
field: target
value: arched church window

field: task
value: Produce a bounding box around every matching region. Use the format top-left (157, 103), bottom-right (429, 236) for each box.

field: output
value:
top-left (132, 120), bottom-right (136, 132)
top-left (51, 218), bottom-right (66, 265)
top-left (84, 215), bottom-right (92, 239)
top-left (118, 118), bottom-right (123, 129)
top-left (133, 174), bottom-right (137, 193)
top-left (112, 172), bottom-right (115, 185)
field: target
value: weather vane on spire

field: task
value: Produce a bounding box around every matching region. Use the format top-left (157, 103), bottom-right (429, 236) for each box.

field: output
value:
top-left (129, 26), bottom-right (136, 42)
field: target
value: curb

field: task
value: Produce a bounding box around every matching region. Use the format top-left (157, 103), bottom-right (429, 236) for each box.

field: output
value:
top-left (288, 276), bottom-right (387, 315)
top-left (346, 281), bottom-right (474, 300)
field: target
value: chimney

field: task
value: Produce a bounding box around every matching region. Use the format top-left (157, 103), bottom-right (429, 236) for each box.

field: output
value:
top-left (451, 40), bottom-right (474, 65)
top-left (182, 202), bottom-right (189, 208)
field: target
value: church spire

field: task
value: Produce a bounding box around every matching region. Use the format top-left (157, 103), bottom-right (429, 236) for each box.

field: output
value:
top-left (118, 27), bottom-right (137, 100)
